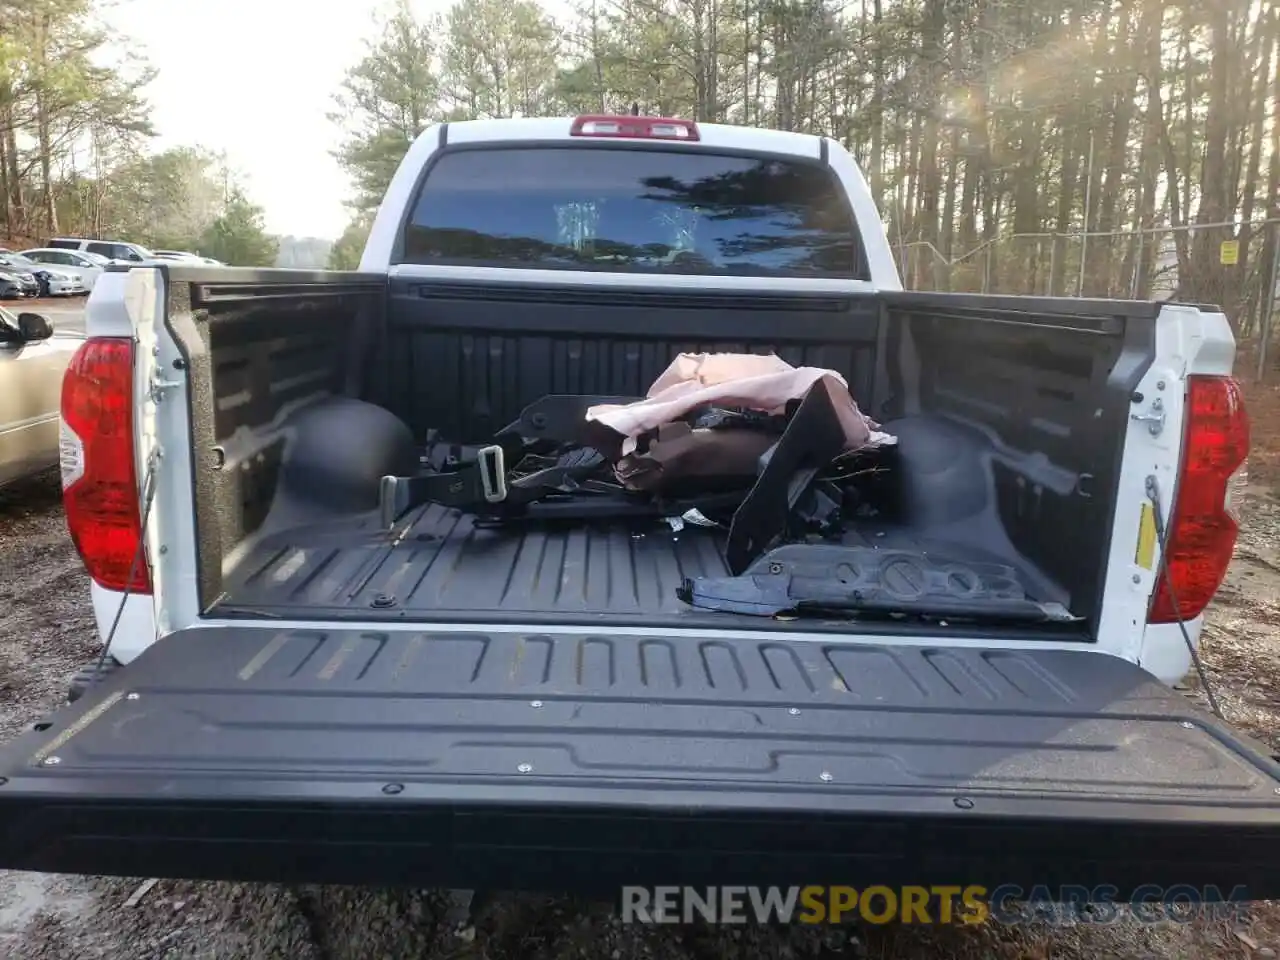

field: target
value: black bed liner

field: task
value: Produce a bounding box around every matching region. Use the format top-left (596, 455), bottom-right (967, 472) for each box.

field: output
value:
top-left (216, 505), bottom-right (1075, 638)
top-left (3, 626), bottom-right (1280, 894)
top-left (222, 502), bottom-right (727, 619)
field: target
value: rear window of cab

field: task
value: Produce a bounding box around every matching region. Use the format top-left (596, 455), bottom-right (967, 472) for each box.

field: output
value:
top-left (400, 146), bottom-right (869, 279)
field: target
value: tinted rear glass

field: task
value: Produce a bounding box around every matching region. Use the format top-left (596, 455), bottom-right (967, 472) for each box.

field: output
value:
top-left (401, 147), bottom-right (866, 278)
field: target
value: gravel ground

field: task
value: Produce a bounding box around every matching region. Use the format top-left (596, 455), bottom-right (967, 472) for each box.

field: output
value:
top-left (3, 469), bottom-right (1280, 960)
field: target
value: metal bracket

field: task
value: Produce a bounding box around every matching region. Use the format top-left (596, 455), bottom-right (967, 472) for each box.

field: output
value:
top-left (1130, 397), bottom-right (1165, 436)
top-left (149, 375), bottom-right (184, 403)
top-left (477, 445), bottom-right (507, 503)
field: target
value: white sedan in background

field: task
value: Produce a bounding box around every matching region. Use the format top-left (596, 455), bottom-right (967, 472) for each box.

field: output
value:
top-left (18, 248), bottom-right (110, 291)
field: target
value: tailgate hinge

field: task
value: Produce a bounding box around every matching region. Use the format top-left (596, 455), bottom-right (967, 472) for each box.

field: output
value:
top-left (1130, 397), bottom-right (1165, 436)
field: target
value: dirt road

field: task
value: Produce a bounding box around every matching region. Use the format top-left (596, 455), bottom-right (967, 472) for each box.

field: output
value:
top-left (3, 468), bottom-right (1280, 960)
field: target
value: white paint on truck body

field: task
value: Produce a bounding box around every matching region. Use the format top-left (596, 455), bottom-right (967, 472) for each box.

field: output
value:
top-left (77, 116), bottom-right (1236, 687)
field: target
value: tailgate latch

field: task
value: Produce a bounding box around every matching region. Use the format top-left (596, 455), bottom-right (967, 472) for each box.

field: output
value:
top-left (1130, 397), bottom-right (1165, 436)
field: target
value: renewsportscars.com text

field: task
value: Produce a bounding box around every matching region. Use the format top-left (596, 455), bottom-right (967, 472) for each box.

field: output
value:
top-left (620, 885), bottom-right (1250, 926)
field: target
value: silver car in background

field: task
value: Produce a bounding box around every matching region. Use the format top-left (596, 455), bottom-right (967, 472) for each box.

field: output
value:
top-left (18, 248), bottom-right (109, 291)
top-left (0, 252), bottom-right (85, 297)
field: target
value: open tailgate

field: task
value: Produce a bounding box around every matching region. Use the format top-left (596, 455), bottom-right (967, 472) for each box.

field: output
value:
top-left (3, 626), bottom-right (1280, 896)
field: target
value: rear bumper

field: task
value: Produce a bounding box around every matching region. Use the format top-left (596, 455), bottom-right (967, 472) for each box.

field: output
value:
top-left (4, 626), bottom-right (1280, 895)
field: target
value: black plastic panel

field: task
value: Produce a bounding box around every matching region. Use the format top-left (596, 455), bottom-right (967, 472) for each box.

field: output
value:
top-left (0, 631), bottom-right (1266, 787)
top-left (381, 280), bottom-right (882, 442)
top-left (225, 503), bottom-right (729, 619)
top-left (3, 628), bottom-right (1280, 893)
top-left (216, 497), bottom-right (1079, 641)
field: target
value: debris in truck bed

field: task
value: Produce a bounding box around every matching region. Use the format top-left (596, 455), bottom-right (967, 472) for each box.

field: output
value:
top-left (378, 352), bottom-right (895, 582)
top-left (679, 544), bottom-right (1079, 622)
top-left (369, 353), bottom-right (1079, 624)
top-left (585, 352), bottom-right (892, 455)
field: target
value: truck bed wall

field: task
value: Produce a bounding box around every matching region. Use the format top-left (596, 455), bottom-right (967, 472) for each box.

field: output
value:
top-left (175, 275), bottom-right (385, 603)
top-left (881, 293), bottom-right (1155, 629)
top-left (172, 274), bottom-right (1155, 631)
top-left (372, 278), bottom-right (884, 441)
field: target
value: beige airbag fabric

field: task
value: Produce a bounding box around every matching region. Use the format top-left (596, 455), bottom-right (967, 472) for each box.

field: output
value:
top-left (586, 352), bottom-right (891, 455)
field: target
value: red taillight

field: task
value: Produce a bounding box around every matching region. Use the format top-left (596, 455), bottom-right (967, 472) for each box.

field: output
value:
top-left (60, 337), bottom-right (151, 593)
top-left (570, 114), bottom-right (700, 141)
top-left (1148, 375), bottom-right (1248, 624)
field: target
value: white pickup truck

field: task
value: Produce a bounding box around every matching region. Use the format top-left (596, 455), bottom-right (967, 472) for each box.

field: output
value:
top-left (1, 115), bottom-right (1275, 899)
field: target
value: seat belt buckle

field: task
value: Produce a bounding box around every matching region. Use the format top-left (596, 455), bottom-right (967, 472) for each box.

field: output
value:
top-left (478, 445), bottom-right (507, 503)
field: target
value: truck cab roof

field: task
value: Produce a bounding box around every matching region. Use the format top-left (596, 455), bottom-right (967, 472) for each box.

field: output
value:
top-left (439, 115), bottom-right (826, 157)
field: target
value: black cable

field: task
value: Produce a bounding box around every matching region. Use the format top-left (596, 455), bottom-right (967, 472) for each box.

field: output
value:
top-left (1146, 475), bottom-right (1224, 720)
top-left (89, 452), bottom-right (160, 686)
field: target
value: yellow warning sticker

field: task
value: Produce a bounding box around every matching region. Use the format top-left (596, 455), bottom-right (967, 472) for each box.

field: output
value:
top-left (1135, 502), bottom-right (1157, 570)
top-left (1220, 240), bottom-right (1240, 265)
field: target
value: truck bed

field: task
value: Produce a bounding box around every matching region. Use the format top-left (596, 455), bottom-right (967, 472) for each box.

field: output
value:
top-left (4, 624), bottom-right (1280, 893)
top-left (218, 500), bottom-right (1066, 633)
top-left (223, 502), bottom-right (732, 621)
top-left (176, 275), bottom-right (1155, 635)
